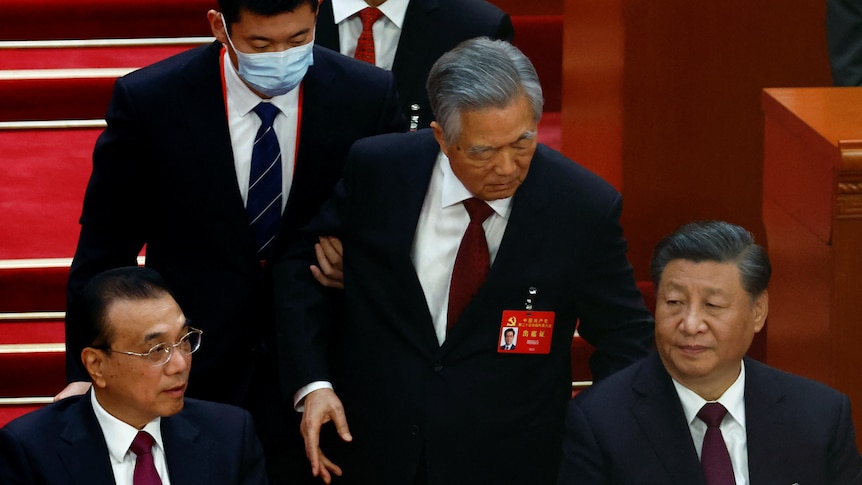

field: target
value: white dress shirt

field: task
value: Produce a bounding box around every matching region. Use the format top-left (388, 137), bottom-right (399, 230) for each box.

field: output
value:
top-left (411, 150), bottom-right (512, 345)
top-left (91, 391), bottom-right (171, 485)
top-left (331, 0), bottom-right (409, 70)
top-left (222, 48), bottom-right (300, 212)
top-left (672, 361), bottom-right (749, 485)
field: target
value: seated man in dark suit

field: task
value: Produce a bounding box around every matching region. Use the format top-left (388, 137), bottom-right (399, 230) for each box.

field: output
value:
top-left (1, 267), bottom-right (268, 484)
top-left (315, 0), bottom-right (513, 129)
top-left (557, 220), bottom-right (862, 484)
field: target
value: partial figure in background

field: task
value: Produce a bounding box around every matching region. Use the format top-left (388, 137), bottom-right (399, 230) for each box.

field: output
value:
top-left (59, 0), bottom-right (405, 482)
top-left (557, 220), bottom-right (862, 484)
top-left (316, 0), bottom-right (513, 130)
top-left (1, 267), bottom-right (267, 485)
top-left (827, 0), bottom-right (862, 86)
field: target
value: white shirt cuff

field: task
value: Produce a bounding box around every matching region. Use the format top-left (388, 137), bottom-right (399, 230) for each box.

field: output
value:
top-left (293, 381), bottom-right (334, 412)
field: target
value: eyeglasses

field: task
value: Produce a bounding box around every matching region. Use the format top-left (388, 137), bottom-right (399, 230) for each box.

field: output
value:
top-left (94, 327), bottom-right (203, 366)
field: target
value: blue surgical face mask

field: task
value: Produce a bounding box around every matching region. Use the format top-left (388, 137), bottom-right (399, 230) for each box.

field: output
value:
top-left (221, 15), bottom-right (315, 97)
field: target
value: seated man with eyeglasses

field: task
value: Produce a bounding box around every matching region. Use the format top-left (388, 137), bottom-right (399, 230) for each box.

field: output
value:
top-left (0, 266), bottom-right (268, 484)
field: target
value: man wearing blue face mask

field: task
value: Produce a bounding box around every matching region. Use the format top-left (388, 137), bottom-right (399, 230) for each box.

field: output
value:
top-left (60, 0), bottom-right (407, 483)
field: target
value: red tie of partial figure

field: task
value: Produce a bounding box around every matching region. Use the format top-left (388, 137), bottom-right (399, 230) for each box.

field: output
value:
top-left (697, 403), bottom-right (735, 485)
top-left (447, 198), bottom-right (495, 330)
top-left (130, 431), bottom-right (163, 485)
top-left (354, 7), bottom-right (383, 64)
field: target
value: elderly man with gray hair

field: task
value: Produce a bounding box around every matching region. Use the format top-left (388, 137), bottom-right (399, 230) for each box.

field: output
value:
top-left (272, 37), bottom-right (653, 485)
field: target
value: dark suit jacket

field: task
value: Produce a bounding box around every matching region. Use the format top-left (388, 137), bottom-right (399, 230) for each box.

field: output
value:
top-left (272, 130), bottom-right (654, 484)
top-left (0, 393), bottom-right (267, 484)
top-left (828, 0), bottom-right (862, 86)
top-left (316, 0), bottom-right (514, 129)
top-left (558, 352), bottom-right (862, 484)
top-left (65, 42), bottom-right (405, 406)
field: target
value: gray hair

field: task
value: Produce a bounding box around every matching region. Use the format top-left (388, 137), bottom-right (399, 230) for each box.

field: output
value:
top-left (426, 37), bottom-right (544, 145)
top-left (650, 220), bottom-right (771, 300)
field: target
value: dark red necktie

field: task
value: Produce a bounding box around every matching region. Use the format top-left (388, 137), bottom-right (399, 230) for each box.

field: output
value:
top-left (447, 198), bottom-right (495, 330)
top-left (354, 7), bottom-right (383, 64)
top-left (130, 431), bottom-right (163, 485)
top-left (697, 402), bottom-right (735, 485)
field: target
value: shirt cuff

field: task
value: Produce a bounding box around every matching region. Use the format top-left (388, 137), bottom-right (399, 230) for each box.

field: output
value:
top-left (293, 381), bottom-right (334, 412)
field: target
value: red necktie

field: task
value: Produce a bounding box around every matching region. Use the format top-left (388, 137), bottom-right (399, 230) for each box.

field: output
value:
top-left (447, 198), bottom-right (495, 330)
top-left (697, 403), bottom-right (735, 485)
top-left (130, 431), bottom-right (163, 485)
top-left (354, 7), bottom-right (383, 64)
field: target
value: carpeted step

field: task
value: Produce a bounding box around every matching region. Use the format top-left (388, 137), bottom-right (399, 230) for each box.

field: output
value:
top-left (3, 0), bottom-right (214, 41)
top-left (0, 402), bottom-right (50, 428)
top-left (0, 346), bottom-right (65, 398)
top-left (0, 262), bottom-right (69, 313)
top-left (0, 40), bottom-right (208, 121)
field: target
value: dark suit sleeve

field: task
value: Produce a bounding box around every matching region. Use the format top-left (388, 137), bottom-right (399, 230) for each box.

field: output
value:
top-left (574, 193), bottom-right (654, 381)
top-left (0, 427), bottom-right (35, 484)
top-left (271, 176), bottom-right (349, 400)
top-left (828, 395), bottom-right (862, 483)
top-left (557, 400), bottom-right (609, 485)
top-left (827, 0), bottom-right (862, 86)
top-left (65, 77), bottom-right (149, 383)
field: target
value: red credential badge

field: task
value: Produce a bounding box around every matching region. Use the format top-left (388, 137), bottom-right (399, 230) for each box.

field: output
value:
top-left (497, 310), bottom-right (555, 354)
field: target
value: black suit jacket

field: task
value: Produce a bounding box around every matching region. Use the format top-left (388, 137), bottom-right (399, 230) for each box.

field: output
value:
top-left (558, 352), bottom-right (862, 484)
top-left (65, 42), bottom-right (405, 406)
top-left (0, 393), bottom-right (267, 484)
top-left (316, 0), bottom-right (513, 129)
top-left (273, 130), bottom-right (653, 484)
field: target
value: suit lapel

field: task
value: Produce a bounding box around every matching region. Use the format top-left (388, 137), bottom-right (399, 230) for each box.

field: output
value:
top-left (162, 411), bottom-right (203, 484)
top-left (180, 42), bottom-right (258, 258)
top-left (631, 354), bottom-right (707, 484)
top-left (57, 394), bottom-right (117, 484)
top-left (486, 146), bottom-right (553, 275)
top-left (742, 358), bottom-right (788, 483)
top-left (389, 133), bottom-right (441, 352)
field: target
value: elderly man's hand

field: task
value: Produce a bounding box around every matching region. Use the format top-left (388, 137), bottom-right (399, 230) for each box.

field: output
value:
top-left (300, 388), bottom-right (352, 484)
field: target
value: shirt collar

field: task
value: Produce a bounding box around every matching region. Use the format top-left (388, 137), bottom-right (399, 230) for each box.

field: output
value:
top-left (90, 389), bottom-right (164, 465)
top-left (331, 0), bottom-right (410, 29)
top-left (222, 48), bottom-right (301, 118)
top-left (672, 359), bottom-right (747, 429)
top-left (438, 150), bottom-right (513, 219)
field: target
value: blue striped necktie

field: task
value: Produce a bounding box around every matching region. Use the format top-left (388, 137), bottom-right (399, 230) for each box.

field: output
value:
top-left (248, 102), bottom-right (282, 257)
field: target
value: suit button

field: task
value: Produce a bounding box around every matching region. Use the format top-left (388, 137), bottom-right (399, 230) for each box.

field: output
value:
top-left (411, 425), bottom-right (420, 436)
top-left (433, 362), bottom-right (443, 372)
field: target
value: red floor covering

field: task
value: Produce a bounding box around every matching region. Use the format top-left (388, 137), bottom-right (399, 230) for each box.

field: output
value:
top-left (0, 44), bottom-right (203, 70)
top-left (0, 128), bottom-right (97, 260)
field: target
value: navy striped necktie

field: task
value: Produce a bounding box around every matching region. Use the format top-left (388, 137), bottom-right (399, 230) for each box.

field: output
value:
top-left (248, 102), bottom-right (282, 257)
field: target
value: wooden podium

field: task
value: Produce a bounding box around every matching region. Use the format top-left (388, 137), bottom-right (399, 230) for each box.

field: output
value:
top-left (762, 87), bottom-right (862, 446)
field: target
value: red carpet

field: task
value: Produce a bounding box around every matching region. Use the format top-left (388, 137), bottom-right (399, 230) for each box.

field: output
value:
top-left (0, 128), bottom-right (98, 259)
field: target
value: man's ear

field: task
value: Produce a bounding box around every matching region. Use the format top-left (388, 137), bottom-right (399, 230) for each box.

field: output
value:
top-left (207, 10), bottom-right (228, 44)
top-left (82, 348), bottom-right (108, 388)
top-left (431, 121), bottom-right (449, 157)
top-left (752, 290), bottom-right (768, 334)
